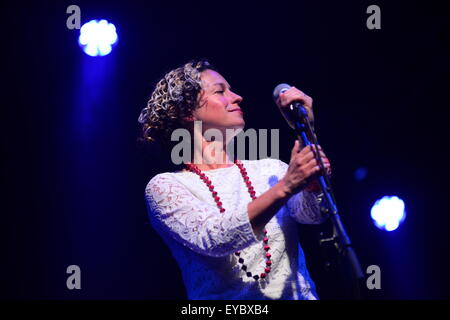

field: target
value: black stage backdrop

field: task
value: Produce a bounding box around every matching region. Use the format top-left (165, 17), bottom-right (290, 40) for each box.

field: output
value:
top-left (2, 0), bottom-right (449, 300)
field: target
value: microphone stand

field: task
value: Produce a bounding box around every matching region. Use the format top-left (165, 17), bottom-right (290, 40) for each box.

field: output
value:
top-left (289, 105), bottom-right (365, 299)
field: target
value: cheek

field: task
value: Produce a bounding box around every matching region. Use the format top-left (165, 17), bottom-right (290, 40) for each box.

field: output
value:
top-left (207, 96), bottom-right (228, 109)
top-left (194, 98), bottom-right (225, 119)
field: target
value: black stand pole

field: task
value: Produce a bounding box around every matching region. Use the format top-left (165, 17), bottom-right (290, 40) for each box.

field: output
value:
top-left (290, 105), bottom-right (365, 299)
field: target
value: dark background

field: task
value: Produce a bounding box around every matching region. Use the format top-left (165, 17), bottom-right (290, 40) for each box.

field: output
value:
top-left (2, 0), bottom-right (449, 299)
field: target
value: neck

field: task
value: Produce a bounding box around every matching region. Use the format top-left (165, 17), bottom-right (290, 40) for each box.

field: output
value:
top-left (189, 134), bottom-right (234, 171)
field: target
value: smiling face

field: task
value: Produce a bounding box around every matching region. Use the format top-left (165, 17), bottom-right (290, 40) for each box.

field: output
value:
top-left (191, 69), bottom-right (244, 132)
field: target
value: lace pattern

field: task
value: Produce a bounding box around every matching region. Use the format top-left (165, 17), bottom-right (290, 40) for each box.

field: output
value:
top-left (146, 174), bottom-right (258, 257)
top-left (271, 160), bottom-right (327, 224)
top-left (144, 158), bottom-right (325, 299)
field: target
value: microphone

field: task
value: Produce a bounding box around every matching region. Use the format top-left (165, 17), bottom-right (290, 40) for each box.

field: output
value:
top-left (272, 83), bottom-right (310, 130)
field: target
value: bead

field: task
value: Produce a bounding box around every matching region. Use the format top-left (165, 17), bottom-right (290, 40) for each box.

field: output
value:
top-left (187, 160), bottom-right (272, 282)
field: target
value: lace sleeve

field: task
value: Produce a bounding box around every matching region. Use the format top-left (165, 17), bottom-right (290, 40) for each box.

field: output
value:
top-left (271, 159), bottom-right (327, 224)
top-left (144, 173), bottom-right (259, 257)
top-left (286, 191), bottom-right (327, 224)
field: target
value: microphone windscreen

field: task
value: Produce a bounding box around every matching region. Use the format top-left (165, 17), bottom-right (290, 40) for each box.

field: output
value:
top-left (272, 83), bottom-right (291, 102)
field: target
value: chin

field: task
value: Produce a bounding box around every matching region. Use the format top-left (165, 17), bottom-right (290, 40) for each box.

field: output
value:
top-left (235, 124), bottom-right (246, 133)
top-left (232, 121), bottom-right (245, 130)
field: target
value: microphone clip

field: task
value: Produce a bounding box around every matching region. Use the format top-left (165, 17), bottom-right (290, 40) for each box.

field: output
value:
top-left (288, 103), bottom-right (309, 123)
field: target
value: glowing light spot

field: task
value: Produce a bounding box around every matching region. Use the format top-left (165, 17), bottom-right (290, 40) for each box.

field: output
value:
top-left (78, 19), bottom-right (118, 56)
top-left (370, 196), bottom-right (406, 231)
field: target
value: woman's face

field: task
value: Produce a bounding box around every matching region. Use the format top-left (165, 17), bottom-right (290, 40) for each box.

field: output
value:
top-left (192, 69), bottom-right (244, 132)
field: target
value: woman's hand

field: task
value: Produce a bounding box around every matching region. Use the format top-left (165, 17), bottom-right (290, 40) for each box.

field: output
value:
top-left (247, 140), bottom-right (331, 231)
top-left (276, 86), bottom-right (314, 129)
top-left (280, 141), bottom-right (331, 195)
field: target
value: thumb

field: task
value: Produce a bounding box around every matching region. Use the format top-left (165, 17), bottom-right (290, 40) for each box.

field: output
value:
top-left (291, 140), bottom-right (300, 158)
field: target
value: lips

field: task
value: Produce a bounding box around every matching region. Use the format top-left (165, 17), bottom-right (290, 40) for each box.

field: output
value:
top-left (229, 108), bottom-right (243, 113)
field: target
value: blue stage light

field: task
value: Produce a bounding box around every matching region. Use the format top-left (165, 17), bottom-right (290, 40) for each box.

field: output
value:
top-left (78, 19), bottom-right (118, 56)
top-left (354, 167), bottom-right (368, 181)
top-left (370, 196), bottom-right (406, 231)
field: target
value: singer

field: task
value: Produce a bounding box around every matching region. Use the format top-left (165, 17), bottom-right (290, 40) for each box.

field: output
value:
top-left (138, 59), bottom-right (332, 300)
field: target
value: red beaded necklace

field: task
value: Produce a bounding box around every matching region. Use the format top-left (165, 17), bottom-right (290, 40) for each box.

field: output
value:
top-left (185, 160), bottom-right (272, 281)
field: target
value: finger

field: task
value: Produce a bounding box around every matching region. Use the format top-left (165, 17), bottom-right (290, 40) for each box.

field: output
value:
top-left (305, 159), bottom-right (330, 175)
top-left (309, 165), bottom-right (321, 178)
top-left (307, 145), bottom-right (324, 162)
top-left (291, 140), bottom-right (300, 158)
top-left (282, 88), bottom-right (309, 105)
top-left (317, 151), bottom-right (326, 158)
top-left (297, 149), bottom-right (316, 165)
top-left (287, 86), bottom-right (307, 99)
top-left (304, 157), bottom-right (318, 170)
top-left (302, 147), bottom-right (328, 165)
top-left (314, 149), bottom-right (328, 163)
top-left (323, 163), bottom-right (331, 175)
top-left (306, 157), bottom-right (331, 167)
top-left (309, 144), bottom-right (321, 157)
top-left (298, 144), bottom-right (316, 157)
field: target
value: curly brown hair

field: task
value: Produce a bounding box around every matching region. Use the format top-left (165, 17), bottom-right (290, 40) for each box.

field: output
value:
top-left (137, 59), bottom-right (216, 146)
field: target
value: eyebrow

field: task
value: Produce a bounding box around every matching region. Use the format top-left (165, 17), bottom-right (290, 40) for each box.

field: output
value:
top-left (212, 82), bottom-right (231, 89)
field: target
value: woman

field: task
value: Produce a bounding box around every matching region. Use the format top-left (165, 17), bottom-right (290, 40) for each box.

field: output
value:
top-left (138, 60), bottom-right (331, 300)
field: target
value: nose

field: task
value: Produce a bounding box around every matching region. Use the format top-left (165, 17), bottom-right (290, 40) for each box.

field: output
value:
top-left (230, 90), bottom-right (243, 105)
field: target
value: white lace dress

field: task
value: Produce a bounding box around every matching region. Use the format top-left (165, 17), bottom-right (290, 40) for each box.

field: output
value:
top-left (144, 158), bottom-right (326, 300)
